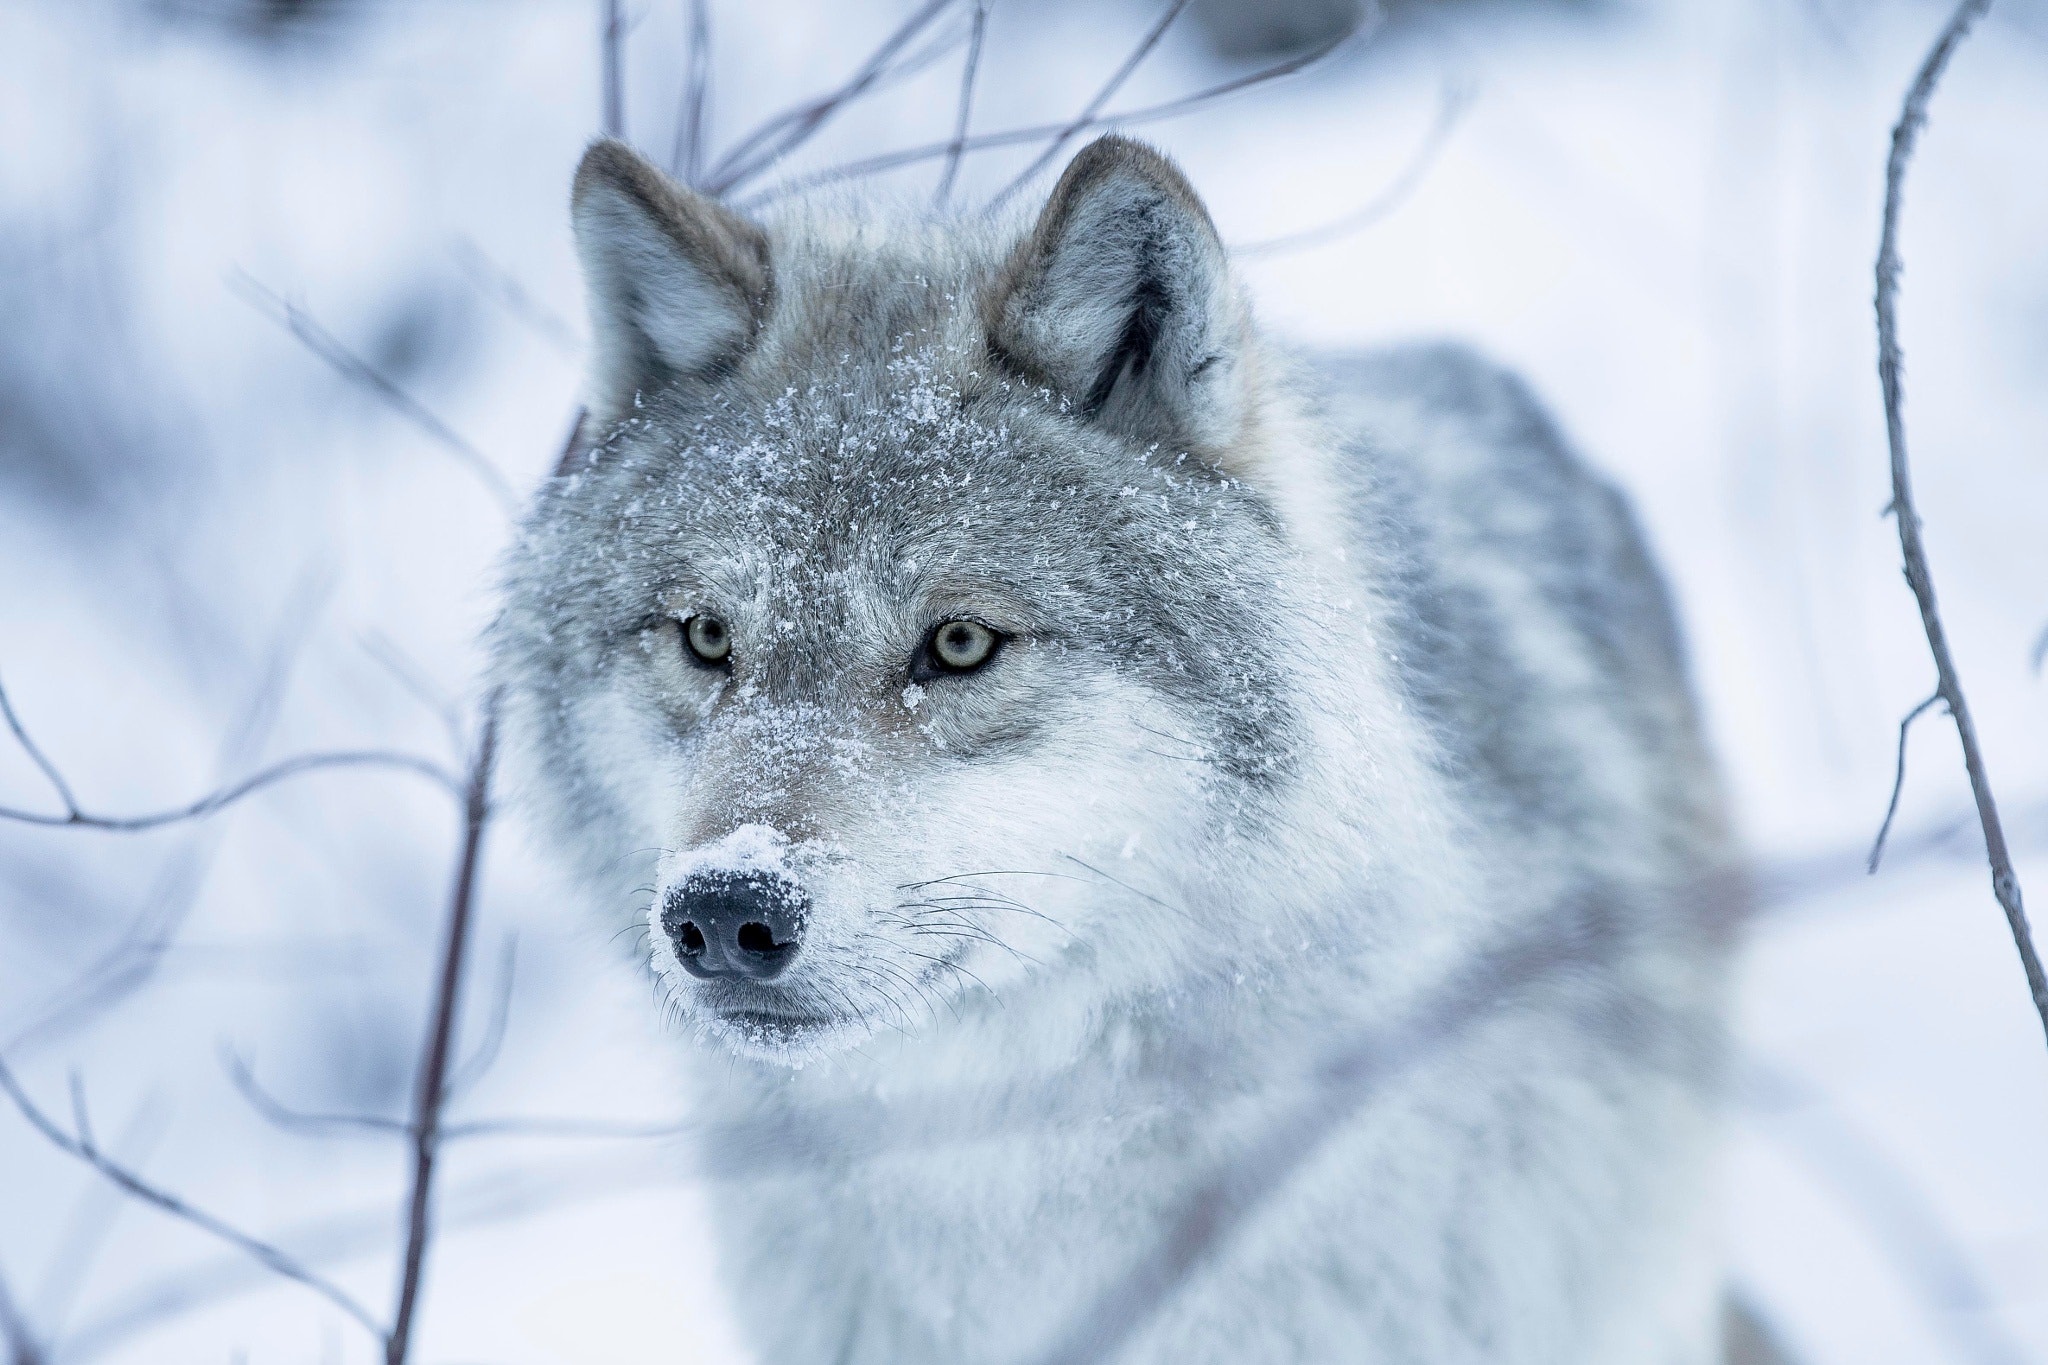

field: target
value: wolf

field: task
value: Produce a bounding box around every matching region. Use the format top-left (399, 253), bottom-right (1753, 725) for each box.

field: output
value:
top-left (489, 134), bottom-right (1748, 1364)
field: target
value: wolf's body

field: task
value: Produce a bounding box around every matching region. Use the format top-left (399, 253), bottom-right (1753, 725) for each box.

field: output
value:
top-left (492, 138), bottom-right (1740, 1364)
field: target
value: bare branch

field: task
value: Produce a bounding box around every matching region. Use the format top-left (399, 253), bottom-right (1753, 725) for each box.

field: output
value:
top-left (2, 577), bottom-right (332, 1055)
top-left (670, 0), bottom-right (713, 184)
top-left (222, 1049), bottom-right (409, 1139)
top-left (442, 1115), bottom-right (693, 1141)
top-left (0, 748), bottom-right (463, 833)
top-left (741, 11), bottom-right (1375, 210)
top-left (360, 629), bottom-right (468, 759)
top-left (702, 0), bottom-right (960, 195)
top-left (0, 1265), bottom-right (43, 1365)
top-left (1231, 79), bottom-right (1472, 258)
top-left (30, 1095), bottom-right (171, 1349)
top-left (385, 698), bottom-right (499, 1365)
top-left (1870, 0), bottom-right (2048, 1048)
top-left (601, 0), bottom-right (625, 140)
top-left (227, 271), bottom-right (519, 517)
top-left (1869, 689), bottom-right (1943, 873)
top-left (1742, 1056), bottom-right (2033, 1365)
top-left (1022, 899), bottom-right (1631, 1365)
top-left (0, 671), bottom-right (80, 820)
top-left (448, 239), bottom-right (580, 355)
top-left (983, 0), bottom-right (1193, 215)
top-left (443, 934), bottom-right (517, 1101)
top-left (933, 0), bottom-right (989, 210)
top-left (0, 1054), bottom-right (384, 1344)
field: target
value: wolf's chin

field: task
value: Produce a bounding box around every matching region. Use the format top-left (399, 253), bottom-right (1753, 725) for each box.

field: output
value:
top-left (697, 1001), bottom-right (862, 1065)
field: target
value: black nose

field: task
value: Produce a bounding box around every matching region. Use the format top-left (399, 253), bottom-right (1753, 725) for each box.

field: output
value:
top-left (659, 871), bottom-right (808, 981)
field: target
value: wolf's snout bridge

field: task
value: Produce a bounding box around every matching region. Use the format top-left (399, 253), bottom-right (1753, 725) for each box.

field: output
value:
top-left (662, 871), bottom-right (807, 980)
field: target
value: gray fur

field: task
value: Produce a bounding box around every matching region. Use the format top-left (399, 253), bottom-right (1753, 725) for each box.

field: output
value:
top-left (490, 135), bottom-right (1742, 1364)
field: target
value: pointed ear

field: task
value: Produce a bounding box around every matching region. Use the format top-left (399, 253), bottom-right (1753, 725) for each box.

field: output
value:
top-left (987, 137), bottom-right (1249, 459)
top-left (570, 139), bottom-right (773, 424)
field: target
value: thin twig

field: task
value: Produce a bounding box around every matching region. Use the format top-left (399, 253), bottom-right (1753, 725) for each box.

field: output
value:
top-left (1023, 901), bottom-right (1626, 1365)
top-left (670, 0), bottom-right (713, 184)
top-left (222, 1049), bottom-right (409, 1139)
top-left (983, 0), bottom-right (1193, 215)
top-left (1871, 0), bottom-right (2048, 1048)
top-left (702, 0), bottom-right (960, 195)
top-left (360, 629), bottom-right (468, 759)
top-left (741, 12), bottom-right (1374, 210)
top-left (448, 239), bottom-right (580, 355)
top-left (0, 1265), bottom-right (42, 1365)
top-left (1742, 1056), bottom-right (2032, 1365)
top-left (934, 0), bottom-right (989, 210)
top-left (601, 0), bottom-right (625, 140)
top-left (1231, 79), bottom-right (1472, 257)
top-left (227, 272), bottom-right (519, 516)
top-left (384, 698), bottom-right (498, 1365)
top-left (32, 1095), bottom-right (172, 1349)
top-left (441, 1115), bottom-right (693, 1141)
top-left (444, 934), bottom-right (518, 1101)
top-left (2, 576), bottom-right (332, 1055)
top-left (0, 749), bottom-right (463, 832)
top-left (1869, 690), bottom-right (1942, 873)
top-left (0, 1054), bottom-right (384, 1343)
top-left (0, 672), bottom-right (80, 819)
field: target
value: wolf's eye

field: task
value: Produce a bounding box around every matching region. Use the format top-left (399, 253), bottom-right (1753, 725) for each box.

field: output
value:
top-left (923, 619), bottom-right (1000, 675)
top-left (683, 614), bottom-right (731, 666)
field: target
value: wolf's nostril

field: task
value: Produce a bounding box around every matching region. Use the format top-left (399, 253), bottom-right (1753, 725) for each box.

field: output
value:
top-left (664, 870), bottom-right (807, 980)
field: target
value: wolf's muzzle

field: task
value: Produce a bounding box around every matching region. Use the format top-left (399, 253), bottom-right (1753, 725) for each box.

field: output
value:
top-left (660, 871), bottom-right (807, 981)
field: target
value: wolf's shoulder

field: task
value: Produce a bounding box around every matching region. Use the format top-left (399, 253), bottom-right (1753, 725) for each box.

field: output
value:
top-left (1305, 340), bottom-right (1688, 689)
top-left (1298, 341), bottom-right (1718, 856)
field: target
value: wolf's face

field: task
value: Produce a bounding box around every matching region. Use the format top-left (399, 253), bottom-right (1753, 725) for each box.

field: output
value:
top-left (495, 138), bottom-right (1315, 1063)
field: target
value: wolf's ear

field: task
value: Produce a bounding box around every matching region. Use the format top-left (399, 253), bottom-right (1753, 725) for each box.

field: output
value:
top-left (987, 136), bottom-right (1249, 460)
top-left (571, 139), bottom-right (772, 424)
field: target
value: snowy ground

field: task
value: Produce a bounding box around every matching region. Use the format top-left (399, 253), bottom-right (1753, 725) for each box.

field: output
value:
top-left (1, 0), bottom-right (2044, 1361)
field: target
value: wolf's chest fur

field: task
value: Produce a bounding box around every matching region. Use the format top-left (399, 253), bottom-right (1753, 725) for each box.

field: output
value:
top-left (493, 136), bottom-right (1737, 1364)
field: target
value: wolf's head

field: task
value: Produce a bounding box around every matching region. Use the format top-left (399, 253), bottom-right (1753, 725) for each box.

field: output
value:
top-left (493, 136), bottom-right (1375, 1065)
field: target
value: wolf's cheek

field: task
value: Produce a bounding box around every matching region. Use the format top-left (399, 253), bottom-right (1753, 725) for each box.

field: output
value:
top-left (566, 682), bottom-right (697, 852)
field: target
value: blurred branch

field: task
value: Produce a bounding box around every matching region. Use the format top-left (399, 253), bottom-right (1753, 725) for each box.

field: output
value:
top-left (0, 743), bottom-right (462, 832)
top-left (742, 11), bottom-right (1375, 210)
top-left (360, 629), bottom-right (468, 759)
top-left (1868, 689), bottom-right (1942, 873)
top-left (984, 0), bottom-right (1193, 214)
top-left (0, 1053), bottom-right (384, 1343)
top-left (30, 1094), bottom-right (170, 1349)
top-left (933, 0), bottom-right (989, 210)
top-left (449, 240), bottom-right (580, 355)
top-left (670, 0), bottom-right (713, 184)
top-left (0, 1266), bottom-right (42, 1365)
top-left (1, 571), bottom-right (331, 1055)
top-left (1742, 1056), bottom-right (2033, 1365)
top-left (222, 1049), bottom-right (409, 1139)
top-left (1231, 78), bottom-right (1472, 258)
top-left (385, 698), bottom-right (498, 1365)
top-left (1023, 896), bottom-right (1636, 1365)
top-left (601, 0), bottom-right (626, 139)
top-left (0, 673), bottom-right (81, 821)
top-left (227, 272), bottom-right (519, 516)
top-left (444, 934), bottom-right (517, 1101)
top-left (1869, 0), bottom-right (2048, 1050)
top-left (702, 0), bottom-right (959, 196)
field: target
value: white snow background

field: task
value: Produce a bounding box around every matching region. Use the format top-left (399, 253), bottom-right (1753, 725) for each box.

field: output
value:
top-left (0, 0), bottom-right (2044, 1361)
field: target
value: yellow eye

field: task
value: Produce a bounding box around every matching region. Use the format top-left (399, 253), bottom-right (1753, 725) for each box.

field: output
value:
top-left (928, 619), bottom-right (998, 673)
top-left (683, 614), bottom-right (731, 665)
